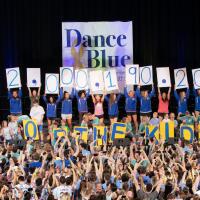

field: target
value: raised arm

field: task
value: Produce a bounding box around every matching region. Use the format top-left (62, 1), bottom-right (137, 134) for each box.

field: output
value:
top-left (193, 88), bottom-right (197, 97)
top-left (117, 94), bottom-right (121, 101)
top-left (59, 88), bottom-right (63, 99)
top-left (55, 94), bottom-right (61, 104)
top-left (101, 90), bottom-right (105, 102)
top-left (149, 85), bottom-right (155, 98)
top-left (124, 87), bottom-right (129, 98)
top-left (37, 86), bottom-right (41, 96)
top-left (43, 94), bottom-right (47, 104)
top-left (74, 89), bottom-right (79, 99)
top-left (135, 85), bottom-right (141, 98)
top-left (167, 87), bottom-right (171, 100)
top-left (186, 88), bottom-right (190, 99)
top-left (91, 91), bottom-right (96, 104)
top-left (18, 88), bottom-right (22, 98)
top-left (27, 87), bottom-right (32, 97)
top-left (8, 89), bottom-right (12, 99)
top-left (174, 89), bottom-right (179, 101)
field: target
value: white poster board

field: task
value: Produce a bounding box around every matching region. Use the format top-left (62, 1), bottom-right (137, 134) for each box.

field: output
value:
top-left (45, 74), bottom-right (59, 94)
top-left (156, 67), bottom-right (171, 87)
top-left (60, 67), bottom-right (74, 88)
top-left (75, 69), bottom-right (89, 90)
top-left (174, 68), bottom-right (188, 89)
top-left (116, 67), bottom-right (125, 93)
top-left (125, 64), bottom-right (139, 85)
top-left (89, 70), bottom-right (104, 93)
top-left (192, 68), bottom-right (200, 89)
top-left (6, 67), bottom-right (21, 89)
top-left (139, 65), bottom-right (153, 86)
top-left (27, 68), bottom-right (41, 87)
top-left (104, 69), bottom-right (119, 92)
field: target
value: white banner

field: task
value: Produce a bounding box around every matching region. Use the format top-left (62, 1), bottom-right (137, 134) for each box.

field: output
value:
top-left (62, 21), bottom-right (133, 68)
top-left (89, 70), bottom-right (104, 93)
top-left (192, 68), bottom-right (200, 89)
top-left (174, 68), bottom-right (188, 89)
top-left (139, 66), bottom-right (153, 86)
top-left (60, 67), bottom-right (74, 88)
top-left (104, 69), bottom-right (118, 92)
top-left (125, 64), bottom-right (139, 85)
top-left (75, 69), bottom-right (89, 90)
top-left (6, 67), bottom-right (21, 89)
top-left (27, 68), bottom-right (41, 87)
top-left (45, 74), bottom-right (59, 94)
top-left (156, 67), bottom-right (171, 87)
top-left (116, 67), bottom-right (125, 93)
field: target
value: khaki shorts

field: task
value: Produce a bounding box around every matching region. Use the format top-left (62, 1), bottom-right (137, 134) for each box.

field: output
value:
top-left (61, 114), bottom-right (72, 120)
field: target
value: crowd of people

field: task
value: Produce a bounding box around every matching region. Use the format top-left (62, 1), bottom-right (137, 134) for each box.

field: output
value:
top-left (0, 84), bottom-right (200, 199)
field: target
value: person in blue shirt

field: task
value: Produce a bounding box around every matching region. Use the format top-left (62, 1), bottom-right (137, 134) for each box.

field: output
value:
top-left (136, 84), bottom-right (155, 120)
top-left (75, 89), bottom-right (90, 124)
top-left (174, 87), bottom-right (190, 116)
top-left (60, 88), bottom-right (74, 131)
top-left (193, 88), bottom-right (200, 116)
top-left (8, 88), bottom-right (22, 117)
top-left (105, 93), bottom-right (121, 124)
top-left (124, 87), bottom-right (138, 132)
top-left (43, 92), bottom-right (61, 129)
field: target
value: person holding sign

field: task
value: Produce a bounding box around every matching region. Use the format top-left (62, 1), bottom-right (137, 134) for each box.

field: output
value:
top-left (124, 87), bottom-right (138, 133)
top-left (75, 89), bottom-right (90, 124)
top-left (27, 85), bottom-right (41, 108)
top-left (193, 88), bottom-right (200, 116)
top-left (60, 87), bottom-right (74, 131)
top-left (91, 91), bottom-right (105, 125)
top-left (174, 86), bottom-right (190, 116)
top-left (136, 84), bottom-right (155, 120)
top-left (104, 93), bottom-right (121, 124)
top-left (157, 87), bottom-right (171, 119)
top-left (43, 92), bottom-right (61, 129)
top-left (8, 88), bottom-right (22, 117)
top-left (29, 99), bottom-right (45, 145)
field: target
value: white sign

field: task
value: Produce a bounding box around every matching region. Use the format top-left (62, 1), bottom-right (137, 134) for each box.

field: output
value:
top-left (156, 67), bottom-right (171, 87)
top-left (89, 70), bottom-right (104, 93)
top-left (192, 68), bottom-right (200, 89)
top-left (45, 74), bottom-right (59, 94)
top-left (104, 69), bottom-right (119, 92)
top-left (60, 67), bottom-right (74, 87)
top-left (27, 68), bottom-right (41, 87)
top-left (75, 69), bottom-right (89, 90)
top-left (6, 67), bottom-right (21, 89)
top-left (174, 68), bottom-right (188, 89)
top-left (139, 66), bottom-right (153, 86)
top-left (62, 21), bottom-right (133, 68)
top-left (125, 64), bottom-right (139, 85)
top-left (116, 67), bottom-right (125, 93)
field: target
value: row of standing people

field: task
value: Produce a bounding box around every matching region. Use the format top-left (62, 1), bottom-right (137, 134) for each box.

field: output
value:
top-left (7, 85), bottom-right (200, 132)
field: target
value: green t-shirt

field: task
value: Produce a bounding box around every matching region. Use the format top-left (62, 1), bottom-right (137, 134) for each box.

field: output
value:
top-left (92, 117), bottom-right (100, 125)
top-left (126, 122), bottom-right (133, 133)
top-left (179, 116), bottom-right (195, 125)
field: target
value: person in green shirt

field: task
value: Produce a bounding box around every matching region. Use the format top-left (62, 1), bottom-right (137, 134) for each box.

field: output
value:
top-left (138, 116), bottom-right (149, 135)
top-left (178, 111), bottom-right (195, 125)
top-left (88, 113), bottom-right (100, 126)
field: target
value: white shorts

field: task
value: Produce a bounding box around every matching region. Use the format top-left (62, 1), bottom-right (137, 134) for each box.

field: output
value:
top-left (61, 114), bottom-right (72, 120)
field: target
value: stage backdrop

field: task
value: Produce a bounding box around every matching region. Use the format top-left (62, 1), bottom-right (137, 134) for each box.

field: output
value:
top-left (62, 21), bottom-right (133, 68)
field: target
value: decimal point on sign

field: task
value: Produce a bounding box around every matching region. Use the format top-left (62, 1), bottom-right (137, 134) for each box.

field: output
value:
top-left (32, 79), bottom-right (37, 84)
top-left (95, 82), bottom-right (99, 87)
top-left (162, 79), bottom-right (166, 84)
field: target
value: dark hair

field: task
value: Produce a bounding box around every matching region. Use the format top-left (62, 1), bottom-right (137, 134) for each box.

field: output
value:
top-left (35, 177), bottom-right (42, 187)
top-left (18, 176), bottom-right (25, 182)
top-left (60, 176), bottom-right (66, 184)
